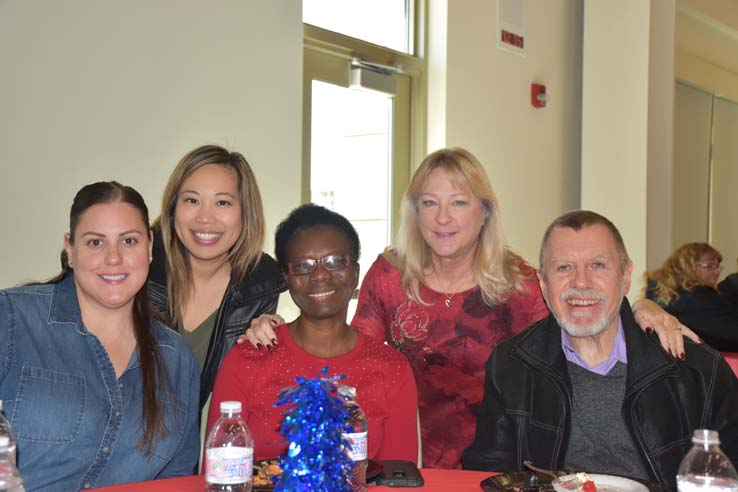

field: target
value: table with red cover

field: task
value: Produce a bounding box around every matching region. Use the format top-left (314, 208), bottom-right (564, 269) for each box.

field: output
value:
top-left (89, 468), bottom-right (496, 492)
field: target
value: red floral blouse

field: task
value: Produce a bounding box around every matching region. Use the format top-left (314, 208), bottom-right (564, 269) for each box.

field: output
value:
top-left (352, 255), bottom-right (549, 469)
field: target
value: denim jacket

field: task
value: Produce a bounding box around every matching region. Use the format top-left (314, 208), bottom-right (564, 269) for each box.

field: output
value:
top-left (0, 275), bottom-right (200, 492)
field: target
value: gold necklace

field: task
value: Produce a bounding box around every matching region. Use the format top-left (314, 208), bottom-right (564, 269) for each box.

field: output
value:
top-left (444, 292), bottom-right (455, 308)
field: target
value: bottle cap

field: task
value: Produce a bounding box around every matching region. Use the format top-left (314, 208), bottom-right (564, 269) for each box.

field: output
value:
top-left (220, 401), bottom-right (242, 413)
top-left (0, 436), bottom-right (8, 448)
top-left (692, 429), bottom-right (720, 444)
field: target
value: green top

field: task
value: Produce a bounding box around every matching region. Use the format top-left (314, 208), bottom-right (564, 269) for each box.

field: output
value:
top-left (179, 310), bottom-right (218, 372)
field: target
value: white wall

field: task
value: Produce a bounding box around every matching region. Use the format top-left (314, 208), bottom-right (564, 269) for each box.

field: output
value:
top-left (581, 1), bottom-right (660, 297)
top-left (0, 1), bottom-right (302, 288)
top-left (437, 0), bottom-right (583, 266)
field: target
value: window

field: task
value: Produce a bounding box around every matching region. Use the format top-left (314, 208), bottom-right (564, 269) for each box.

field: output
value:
top-left (310, 80), bottom-right (393, 276)
top-left (303, 0), bottom-right (413, 53)
top-left (302, 2), bottom-right (426, 315)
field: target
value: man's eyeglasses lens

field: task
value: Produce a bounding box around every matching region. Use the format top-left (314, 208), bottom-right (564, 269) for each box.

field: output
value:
top-left (697, 262), bottom-right (722, 270)
top-left (288, 254), bottom-right (352, 275)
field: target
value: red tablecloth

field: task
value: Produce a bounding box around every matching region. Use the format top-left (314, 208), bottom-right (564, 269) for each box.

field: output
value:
top-left (90, 468), bottom-right (495, 491)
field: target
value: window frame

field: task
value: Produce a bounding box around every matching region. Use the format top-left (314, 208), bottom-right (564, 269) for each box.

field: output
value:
top-left (301, 2), bottom-right (427, 241)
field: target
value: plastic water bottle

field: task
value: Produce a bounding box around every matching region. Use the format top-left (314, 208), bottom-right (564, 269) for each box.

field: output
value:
top-left (340, 387), bottom-right (368, 492)
top-left (0, 402), bottom-right (15, 465)
top-left (204, 401), bottom-right (254, 492)
top-left (677, 429), bottom-right (738, 492)
top-left (0, 436), bottom-right (24, 492)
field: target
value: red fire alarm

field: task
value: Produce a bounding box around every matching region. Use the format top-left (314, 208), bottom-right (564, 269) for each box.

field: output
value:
top-left (531, 83), bottom-right (547, 108)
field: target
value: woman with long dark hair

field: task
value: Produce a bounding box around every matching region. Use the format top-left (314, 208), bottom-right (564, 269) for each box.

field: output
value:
top-left (0, 182), bottom-right (199, 491)
top-left (148, 145), bottom-right (286, 409)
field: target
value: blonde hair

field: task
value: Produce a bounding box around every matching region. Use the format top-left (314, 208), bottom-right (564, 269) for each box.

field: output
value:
top-left (156, 145), bottom-right (265, 324)
top-left (643, 242), bottom-right (722, 304)
top-left (387, 147), bottom-right (531, 306)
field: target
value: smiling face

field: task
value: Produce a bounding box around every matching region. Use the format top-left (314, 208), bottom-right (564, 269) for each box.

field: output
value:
top-left (285, 225), bottom-right (359, 323)
top-left (539, 224), bottom-right (633, 338)
top-left (416, 167), bottom-right (487, 263)
top-left (174, 164), bottom-right (243, 267)
top-left (65, 202), bottom-right (152, 314)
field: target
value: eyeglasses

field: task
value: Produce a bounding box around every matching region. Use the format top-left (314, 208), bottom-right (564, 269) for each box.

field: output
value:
top-left (696, 262), bottom-right (722, 271)
top-left (286, 254), bottom-right (354, 276)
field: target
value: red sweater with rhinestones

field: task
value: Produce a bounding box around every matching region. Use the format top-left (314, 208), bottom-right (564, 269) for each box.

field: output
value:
top-left (351, 255), bottom-right (548, 469)
top-left (207, 323), bottom-right (419, 463)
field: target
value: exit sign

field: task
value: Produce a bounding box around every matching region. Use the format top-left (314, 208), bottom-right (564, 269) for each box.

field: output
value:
top-left (501, 29), bottom-right (524, 49)
top-left (497, 0), bottom-right (526, 56)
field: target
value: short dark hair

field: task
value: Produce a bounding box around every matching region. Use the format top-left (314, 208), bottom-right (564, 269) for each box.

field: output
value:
top-left (274, 204), bottom-right (361, 270)
top-left (539, 210), bottom-right (630, 274)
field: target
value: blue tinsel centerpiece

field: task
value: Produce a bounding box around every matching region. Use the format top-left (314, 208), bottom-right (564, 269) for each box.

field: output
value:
top-left (273, 367), bottom-right (353, 492)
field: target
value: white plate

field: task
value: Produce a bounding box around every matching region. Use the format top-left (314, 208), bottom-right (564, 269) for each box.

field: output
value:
top-left (552, 474), bottom-right (649, 492)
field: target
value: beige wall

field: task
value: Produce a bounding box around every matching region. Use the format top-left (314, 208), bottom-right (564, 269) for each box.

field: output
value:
top-left (677, 51), bottom-right (738, 102)
top-left (646, 0), bottom-right (676, 270)
top-left (581, 1), bottom-right (678, 297)
top-left (437, 0), bottom-right (583, 266)
top-left (0, 1), bottom-right (302, 288)
top-left (581, 2), bottom-right (649, 295)
top-left (676, 0), bottom-right (738, 103)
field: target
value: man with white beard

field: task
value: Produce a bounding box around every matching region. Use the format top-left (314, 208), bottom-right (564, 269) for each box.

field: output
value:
top-left (461, 210), bottom-right (738, 490)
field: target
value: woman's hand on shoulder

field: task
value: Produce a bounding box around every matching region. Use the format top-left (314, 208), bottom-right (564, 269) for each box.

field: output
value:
top-left (237, 313), bottom-right (284, 349)
top-left (632, 298), bottom-right (701, 359)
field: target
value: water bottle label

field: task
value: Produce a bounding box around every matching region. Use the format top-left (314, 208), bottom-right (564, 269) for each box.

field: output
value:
top-left (205, 446), bottom-right (253, 484)
top-left (344, 431), bottom-right (368, 461)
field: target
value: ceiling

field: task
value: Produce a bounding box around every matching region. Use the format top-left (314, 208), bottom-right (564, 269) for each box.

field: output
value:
top-left (676, 0), bottom-right (738, 75)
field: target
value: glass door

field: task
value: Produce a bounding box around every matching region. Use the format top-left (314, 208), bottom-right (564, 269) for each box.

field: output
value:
top-left (303, 47), bottom-right (412, 316)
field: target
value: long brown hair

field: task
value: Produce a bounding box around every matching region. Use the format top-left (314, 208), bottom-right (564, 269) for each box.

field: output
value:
top-left (390, 147), bottom-right (531, 306)
top-left (48, 181), bottom-right (169, 454)
top-left (156, 145), bottom-right (265, 324)
top-left (644, 242), bottom-right (722, 304)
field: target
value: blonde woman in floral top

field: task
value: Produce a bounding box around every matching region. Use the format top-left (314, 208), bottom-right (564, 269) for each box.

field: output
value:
top-left (244, 147), bottom-right (698, 469)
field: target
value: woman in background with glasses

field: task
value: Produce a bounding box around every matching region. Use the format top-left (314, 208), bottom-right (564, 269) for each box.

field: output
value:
top-left (644, 242), bottom-right (738, 351)
top-left (207, 204), bottom-right (418, 463)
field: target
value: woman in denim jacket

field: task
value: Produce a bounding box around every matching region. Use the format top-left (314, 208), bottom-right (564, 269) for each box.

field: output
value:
top-left (0, 182), bottom-right (200, 491)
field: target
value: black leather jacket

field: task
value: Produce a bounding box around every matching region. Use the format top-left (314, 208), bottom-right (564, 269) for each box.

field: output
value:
top-left (645, 280), bottom-right (738, 352)
top-left (719, 274), bottom-right (738, 306)
top-left (147, 230), bottom-right (287, 408)
top-left (461, 300), bottom-right (738, 489)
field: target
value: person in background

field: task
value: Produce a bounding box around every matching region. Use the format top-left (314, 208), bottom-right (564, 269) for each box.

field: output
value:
top-left (644, 242), bottom-right (738, 351)
top-left (245, 148), bottom-right (697, 469)
top-left (0, 182), bottom-right (199, 492)
top-left (208, 204), bottom-right (418, 463)
top-left (148, 145), bottom-right (286, 409)
top-left (719, 256), bottom-right (738, 306)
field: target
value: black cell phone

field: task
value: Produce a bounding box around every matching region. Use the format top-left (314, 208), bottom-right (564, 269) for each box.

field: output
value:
top-left (374, 460), bottom-right (424, 487)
